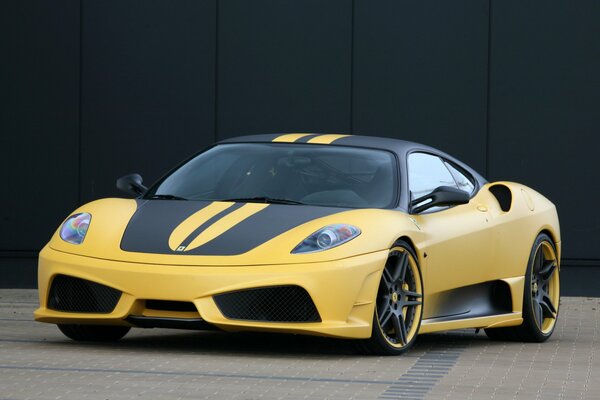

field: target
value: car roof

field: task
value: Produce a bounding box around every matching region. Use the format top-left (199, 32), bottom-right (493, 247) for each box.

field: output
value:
top-left (220, 133), bottom-right (486, 182)
top-left (218, 133), bottom-right (487, 211)
top-left (220, 133), bottom-right (428, 153)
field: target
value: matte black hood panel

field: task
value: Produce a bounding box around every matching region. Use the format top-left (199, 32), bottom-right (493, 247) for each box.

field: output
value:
top-left (120, 200), bottom-right (344, 256)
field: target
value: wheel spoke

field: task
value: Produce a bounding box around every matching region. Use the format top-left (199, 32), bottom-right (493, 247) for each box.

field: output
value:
top-left (398, 313), bottom-right (408, 345)
top-left (539, 297), bottom-right (557, 319)
top-left (391, 313), bottom-right (408, 345)
top-left (533, 299), bottom-right (544, 329)
top-left (392, 252), bottom-right (408, 282)
top-left (391, 313), bottom-right (402, 343)
top-left (538, 284), bottom-right (557, 315)
top-left (378, 294), bottom-right (389, 316)
top-left (403, 290), bottom-right (422, 298)
top-left (382, 268), bottom-right (393, 287)
top-left (539, 261), bottom-right (557, 282)
top-left (403, 300), bottom-right (422, 307)
top-left (379, 306), bottom-right (393, 327)
top-left (534, 248), bottom-right (544, 273)
top-left (399, 252), bottom-right (409, 282)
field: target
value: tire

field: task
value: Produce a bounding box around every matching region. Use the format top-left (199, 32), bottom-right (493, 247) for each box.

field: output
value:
top-left (485, 233), bottom-right (560, 342)
top-left (58, 324), bottom-right (131, 342)
top-left (360, 241), bottom-right (424, 355)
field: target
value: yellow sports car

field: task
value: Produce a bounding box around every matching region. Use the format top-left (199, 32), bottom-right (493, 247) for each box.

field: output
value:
top-left (35, 133), bottom-right (560, 355)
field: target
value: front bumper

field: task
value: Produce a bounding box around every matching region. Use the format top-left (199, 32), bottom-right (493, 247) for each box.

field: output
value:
top-left (34, 246), bottom-right (387, 339)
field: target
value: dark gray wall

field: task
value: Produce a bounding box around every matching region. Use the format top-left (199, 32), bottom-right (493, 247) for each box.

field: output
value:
top-left (353, 1), bottom-right (489, 173)
top-left (488, 0), bottom-right (600, 261)
top-left (1, 1), bottom-right (81, 286)
top-left (1, 1), bottom-right (599, 293)
top-left (80, 0), bottom-right (217, 203)
top-left (217, 0), bottom-right (352, 138)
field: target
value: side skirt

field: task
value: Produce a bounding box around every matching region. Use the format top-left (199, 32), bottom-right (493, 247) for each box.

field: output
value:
top-left (419, 312), bottom-right (523, 334)
top-left (419, 278), bottom-right (525, 334)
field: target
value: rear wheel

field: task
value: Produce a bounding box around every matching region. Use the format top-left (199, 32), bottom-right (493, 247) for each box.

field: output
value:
top-left (58, 324), bottom-right (130, 342)
top-left (485, 233), bottom-right (559, 342)
top-left (361, 241), bottom-right (423, 355)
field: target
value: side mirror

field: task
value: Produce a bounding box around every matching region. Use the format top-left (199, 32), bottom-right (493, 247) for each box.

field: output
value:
top-left (116, 173), bottom-right (148, 196)
top-left (410, 186), bottom-right (470, 214)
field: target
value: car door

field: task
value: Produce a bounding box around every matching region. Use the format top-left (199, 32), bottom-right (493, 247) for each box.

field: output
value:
top-left (407, 152), bottom-right (494, 319)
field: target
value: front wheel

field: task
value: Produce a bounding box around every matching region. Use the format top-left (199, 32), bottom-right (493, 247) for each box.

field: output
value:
top-left (361, 241), bottom-right (423, 355)
top-left (58, 324), bottom-right (131, 342)
top-left (485, 233), bottom-right (560, 342)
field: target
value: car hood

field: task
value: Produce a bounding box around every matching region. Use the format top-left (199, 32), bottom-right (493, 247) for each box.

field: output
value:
top-left (48, 198), bottom-right (413, 266)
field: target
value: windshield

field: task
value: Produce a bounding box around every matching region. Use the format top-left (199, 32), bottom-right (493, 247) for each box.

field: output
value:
top-left (147, 143), bottom-right (398, 208)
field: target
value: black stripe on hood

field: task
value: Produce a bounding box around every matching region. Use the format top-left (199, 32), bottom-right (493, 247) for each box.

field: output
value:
top-left (120, 200), bottom-right (346, 256)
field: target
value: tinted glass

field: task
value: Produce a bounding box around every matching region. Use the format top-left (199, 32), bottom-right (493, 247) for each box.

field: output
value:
top-left (444, 161), bottom-right (475, 194)
top-left (408, 152), bottom-right (458, 199)
top-left (150, 143), bottom-right (397, 208)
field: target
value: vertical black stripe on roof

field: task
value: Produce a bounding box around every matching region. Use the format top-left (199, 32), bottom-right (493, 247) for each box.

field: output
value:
top-left (294, 134), bottom-right (321, 143)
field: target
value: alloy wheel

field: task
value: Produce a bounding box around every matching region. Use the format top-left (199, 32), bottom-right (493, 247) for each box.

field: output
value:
top-left (376, 247), bottom-right (423, 347)
top-left (530, 240), bottom-right (559, 334)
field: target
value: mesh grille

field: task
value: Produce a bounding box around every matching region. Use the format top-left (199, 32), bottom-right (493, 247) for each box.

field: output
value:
top-left (213, 285), bottom-right (321, 322)
top-left (47, 275), bottom-right (122, 313)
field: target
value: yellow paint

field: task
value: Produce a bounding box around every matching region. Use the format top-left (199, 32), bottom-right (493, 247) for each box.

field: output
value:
top-left (36, 180), bottom-right (561, 340)
top-left (420, 313), bottom-right (523, 333)
top-left (185, 203), bottom-right (269, 251)
top-left (47, 201), bottom-right (421, 266)
top-left (271, 133), bottom-right (351, 144)
top-left (168, 201), bottom-right (235, 251)
top-left (271, 133), bottom-right (314, 142)
top-left (35, 245), bottom-right (387, 338)
top-left (521, 188), bottom-right (535, 211)
top-left (307, 134), bottom-right (350, 144)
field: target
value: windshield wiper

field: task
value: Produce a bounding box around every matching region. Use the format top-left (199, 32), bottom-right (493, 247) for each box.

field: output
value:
top-left (218, 196), bottom-right (305, 205)
top-left (147, 194), bottom-right (189, 200)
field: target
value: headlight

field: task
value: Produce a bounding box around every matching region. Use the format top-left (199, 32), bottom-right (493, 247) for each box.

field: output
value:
top-left (59, 213), bottom-right (91, 244)
top-left (292, 224), bottom-right (361, 254)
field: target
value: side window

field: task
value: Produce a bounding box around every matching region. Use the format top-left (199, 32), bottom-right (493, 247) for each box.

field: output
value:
top-left (408, 153), bottom-right (458, 200)
top-left (444, 161), bottom-right (475, 194)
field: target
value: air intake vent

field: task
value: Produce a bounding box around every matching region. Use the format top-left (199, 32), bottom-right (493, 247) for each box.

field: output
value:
top-left (214, 285), bottom-right (321, 322)
top-left (48, 275), bottom-right (121, 313)
top-left (489, 184), bottom-right (512, 212)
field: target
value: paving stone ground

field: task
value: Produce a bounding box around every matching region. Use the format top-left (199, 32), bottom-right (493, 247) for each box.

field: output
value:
top-left (0, 289), bottom-right (598, 399)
